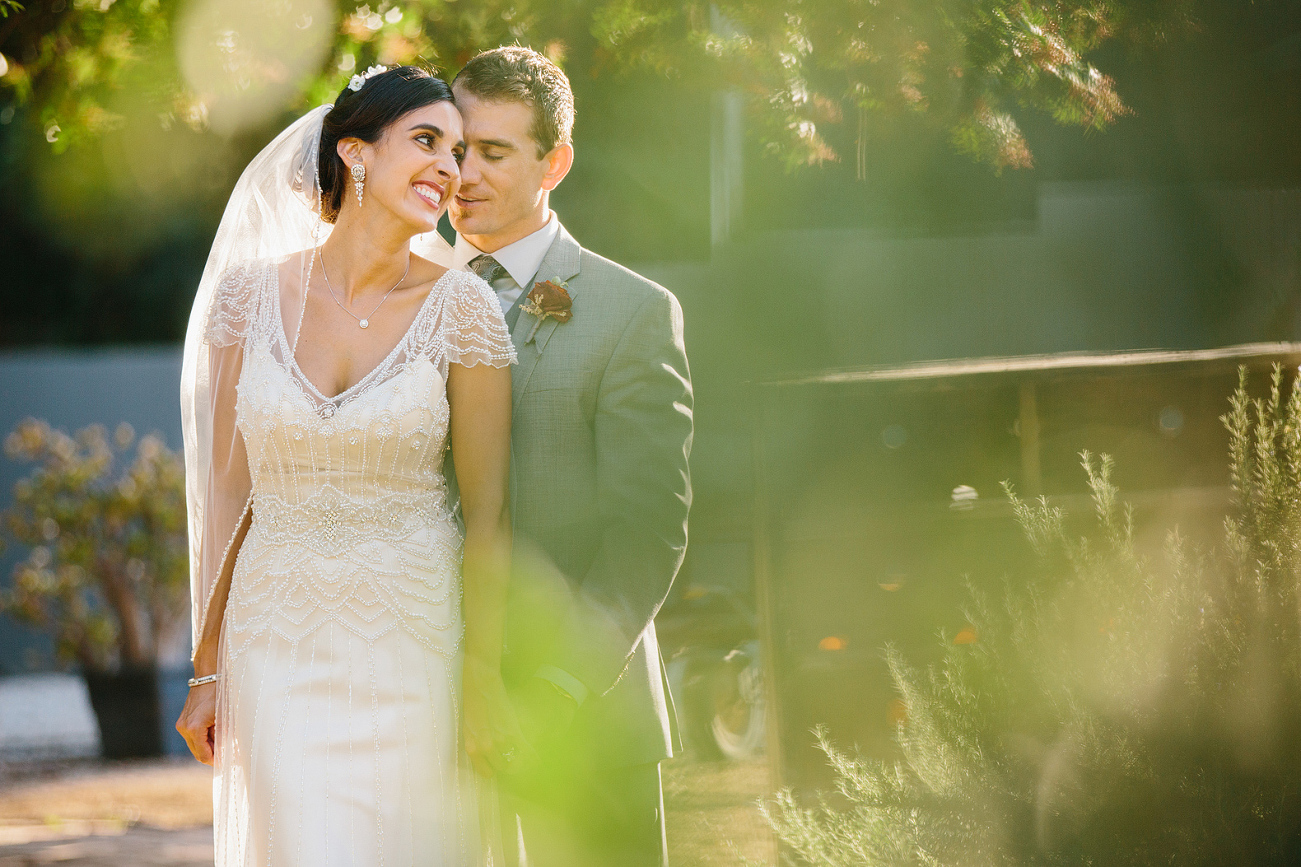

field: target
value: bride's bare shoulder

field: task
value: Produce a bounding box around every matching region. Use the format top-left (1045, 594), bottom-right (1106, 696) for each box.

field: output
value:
top-left (272, 250), bottom-right (318, 289)
top-left (408, 252), bottom-right (454, 287)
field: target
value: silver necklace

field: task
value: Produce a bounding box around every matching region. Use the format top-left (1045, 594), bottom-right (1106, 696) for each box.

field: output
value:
top-left (319, 247), bottom-right (410, 329)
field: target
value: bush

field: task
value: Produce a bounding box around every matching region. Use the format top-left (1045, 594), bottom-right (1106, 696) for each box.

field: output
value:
top-left (764, 366), bottom-right (1301, 865)
top-left (1, 418), bottom-right (188, 673)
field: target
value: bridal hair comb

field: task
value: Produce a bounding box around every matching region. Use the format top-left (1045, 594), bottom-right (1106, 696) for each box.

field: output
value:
top-left (348, 65), bottom-right (388, 92)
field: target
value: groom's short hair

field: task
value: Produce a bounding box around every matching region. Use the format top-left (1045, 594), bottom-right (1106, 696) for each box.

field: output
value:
top-left (453, 46), bottom-right (574, 158)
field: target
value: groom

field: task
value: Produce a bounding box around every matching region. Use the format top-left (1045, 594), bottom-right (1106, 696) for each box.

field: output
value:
top-left (448, 47), bottom-right (693, 866)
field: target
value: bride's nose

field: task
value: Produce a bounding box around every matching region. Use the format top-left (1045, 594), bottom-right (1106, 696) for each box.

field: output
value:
top-left (434, 150), bottom-right (459, 180)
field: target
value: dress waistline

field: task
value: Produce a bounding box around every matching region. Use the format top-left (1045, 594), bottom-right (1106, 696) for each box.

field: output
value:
top-left (251, 485), bottom-right (455, 551)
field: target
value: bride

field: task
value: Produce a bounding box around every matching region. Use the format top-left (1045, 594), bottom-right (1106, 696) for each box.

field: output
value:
top-left (175, 66), bottom-right (523, 866)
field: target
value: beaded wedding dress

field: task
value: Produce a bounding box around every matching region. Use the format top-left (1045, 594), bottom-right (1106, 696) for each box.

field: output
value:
top-left (203, 257), bottom-right (514, 867)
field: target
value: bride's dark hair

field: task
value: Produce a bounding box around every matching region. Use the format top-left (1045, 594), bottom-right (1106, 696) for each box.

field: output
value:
top-left (318, 65), bottom-right (455, 223)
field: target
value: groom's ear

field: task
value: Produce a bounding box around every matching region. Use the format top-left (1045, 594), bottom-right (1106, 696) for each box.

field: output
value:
top-left (540, 143), bottom-right (574, 192)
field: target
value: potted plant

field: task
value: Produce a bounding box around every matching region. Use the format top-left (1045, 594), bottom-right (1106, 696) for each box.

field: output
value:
top-left (1, 418), bottom-right (189, 759)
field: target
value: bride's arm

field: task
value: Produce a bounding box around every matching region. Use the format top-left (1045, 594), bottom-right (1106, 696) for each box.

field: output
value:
top-left (447, 359), bottom-right (525, 777)
top-left (176, 337), bottom-right (254, 766)
top-left (175, 518), bottom-right (249, 765)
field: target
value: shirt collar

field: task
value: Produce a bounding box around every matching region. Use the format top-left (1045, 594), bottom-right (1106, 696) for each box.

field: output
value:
top-left (453, 211), bottom-right (560, 290)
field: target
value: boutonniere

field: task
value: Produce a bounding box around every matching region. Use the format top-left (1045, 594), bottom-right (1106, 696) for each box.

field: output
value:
top-left (519, 279), bottom-right (573, 343)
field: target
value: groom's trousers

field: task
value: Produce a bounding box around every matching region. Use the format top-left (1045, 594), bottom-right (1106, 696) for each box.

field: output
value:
top-left (498, 759), bottom-right (668, 867)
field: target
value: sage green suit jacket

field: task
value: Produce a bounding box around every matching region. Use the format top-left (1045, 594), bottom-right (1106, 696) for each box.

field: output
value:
top-left (503, 222), bottom-right (693, 767)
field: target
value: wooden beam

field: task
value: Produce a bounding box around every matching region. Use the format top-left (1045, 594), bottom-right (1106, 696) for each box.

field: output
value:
top-left (764, 342), bottom-right (1301, 388)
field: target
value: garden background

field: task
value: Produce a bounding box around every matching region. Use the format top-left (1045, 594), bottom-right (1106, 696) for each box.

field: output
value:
top-left (2, 1), bottom-right (1301, 864)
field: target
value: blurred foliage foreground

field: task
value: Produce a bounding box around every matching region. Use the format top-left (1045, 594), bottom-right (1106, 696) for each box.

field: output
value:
top-left (766, 366), bottom-right (1301, 865)
top-left (0, 419), bottom-right (188, 674)
top-left (0, 0), bottom-right (1197, 168)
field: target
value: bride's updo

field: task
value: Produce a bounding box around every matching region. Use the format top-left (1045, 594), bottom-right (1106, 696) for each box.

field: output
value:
top-left (318, 65), bottom-right (455, 223)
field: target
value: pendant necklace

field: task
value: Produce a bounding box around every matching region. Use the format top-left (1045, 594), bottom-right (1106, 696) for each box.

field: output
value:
top-left (320, 247), bottom-right (410, 329)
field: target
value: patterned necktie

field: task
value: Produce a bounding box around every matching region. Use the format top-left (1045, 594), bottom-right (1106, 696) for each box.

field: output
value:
top-left (468, 254), bottom-right (506, 285)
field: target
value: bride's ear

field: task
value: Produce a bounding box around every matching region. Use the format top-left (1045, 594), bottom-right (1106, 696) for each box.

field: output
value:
top-left (337, 137), bottom-right (366, 172)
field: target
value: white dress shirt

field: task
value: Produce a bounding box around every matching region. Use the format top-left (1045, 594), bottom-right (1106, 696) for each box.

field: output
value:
top-left (453, 212), bottom-right (560, 315)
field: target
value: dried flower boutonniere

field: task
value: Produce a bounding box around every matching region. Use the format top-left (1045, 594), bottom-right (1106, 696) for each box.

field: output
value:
top-left (520, 279), bottom-right (573, 343)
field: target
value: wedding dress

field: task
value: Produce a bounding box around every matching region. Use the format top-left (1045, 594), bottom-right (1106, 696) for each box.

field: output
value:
top-left (204, 257), bottom-right (515, 866)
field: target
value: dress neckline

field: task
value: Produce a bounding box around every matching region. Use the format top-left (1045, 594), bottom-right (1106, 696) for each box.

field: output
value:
top-left (272, 259), bottom-right (458, 406)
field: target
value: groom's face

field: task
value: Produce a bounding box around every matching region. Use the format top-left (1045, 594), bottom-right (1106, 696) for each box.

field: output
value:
top-left (449, 87), bottom-right (553, 252)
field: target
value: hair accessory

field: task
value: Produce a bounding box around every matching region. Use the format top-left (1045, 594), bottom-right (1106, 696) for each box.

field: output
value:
top-left (351, 163), bottom-right (365, 207)
top-left (348, 65), bottom-right (388, 92)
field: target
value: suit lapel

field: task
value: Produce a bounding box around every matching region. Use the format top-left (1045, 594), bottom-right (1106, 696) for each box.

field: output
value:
top-left (504, 293), bottom-right (522, 331)
top-left (511, 223), bottom-right (582, 411)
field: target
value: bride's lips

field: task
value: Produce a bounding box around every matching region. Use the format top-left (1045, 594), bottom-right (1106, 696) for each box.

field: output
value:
top-left (412, 181), bottom-right (445, 210)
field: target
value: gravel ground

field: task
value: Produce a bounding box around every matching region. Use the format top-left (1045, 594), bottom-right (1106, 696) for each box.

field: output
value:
top-left (0, 827), bottom-right (215, 867)
top-left (0, 756), bottom-right (776, 866)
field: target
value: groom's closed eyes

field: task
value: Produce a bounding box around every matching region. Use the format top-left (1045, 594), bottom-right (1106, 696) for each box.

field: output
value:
top-left (473, 138), bottom-right (516, 162)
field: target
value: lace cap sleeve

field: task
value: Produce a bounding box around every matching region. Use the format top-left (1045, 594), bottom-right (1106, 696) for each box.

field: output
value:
top-left (443, 271), bottom-right (517, 368)
top-left (204, 261), bottom-right (265, 347)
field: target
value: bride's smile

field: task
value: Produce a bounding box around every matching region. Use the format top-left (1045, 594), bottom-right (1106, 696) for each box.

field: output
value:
top-left (413, 180), bottom-right (446, 210)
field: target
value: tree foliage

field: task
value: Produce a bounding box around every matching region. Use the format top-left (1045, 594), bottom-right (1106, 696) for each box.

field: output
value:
top-left (0, 0), bottom-right (1199, 170)
top-left (595, 0), bottom-right (1198, 172)
top-left (765, 366), bottom-right (1301, 865)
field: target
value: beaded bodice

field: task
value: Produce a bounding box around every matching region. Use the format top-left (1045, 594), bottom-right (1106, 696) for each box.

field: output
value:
top-left (241, 340), bottom-right (455, 552)
top-left (209, 259), bottom-right (515, 657)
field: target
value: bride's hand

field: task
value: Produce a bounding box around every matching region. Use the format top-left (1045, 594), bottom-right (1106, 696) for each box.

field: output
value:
top-left (176, 682), bottom-right (218, 766)
top-left (462, 657), bottom-right (534, 778)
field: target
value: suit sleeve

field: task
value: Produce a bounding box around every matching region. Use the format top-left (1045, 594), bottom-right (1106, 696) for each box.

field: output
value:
top-left (546, 288), bottom-right (694, 696)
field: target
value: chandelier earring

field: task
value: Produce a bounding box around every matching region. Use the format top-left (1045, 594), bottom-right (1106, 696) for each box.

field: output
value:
top-left (351, 163), bottom-right (366, 207)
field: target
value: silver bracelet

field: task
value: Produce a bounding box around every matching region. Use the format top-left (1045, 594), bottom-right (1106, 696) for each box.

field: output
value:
top-left (187, 674), bottom-right (222, 688)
